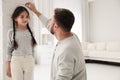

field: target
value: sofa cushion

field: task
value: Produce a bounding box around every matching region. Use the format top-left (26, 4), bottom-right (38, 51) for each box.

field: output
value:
top-left (89, 51), bottom-right (107, 57)
top-left (95, 42), bottom-right (106, 51)
top-left (89, 51), bottom-right (120, 59)
top-left (106, 42), bottom-right (120, 51)
top-left (81, 42), bottom-right (89, 50)
top-left (82, 50), bottom-right (89, 56)
top-left (88, 43), bottom-right (96, 50)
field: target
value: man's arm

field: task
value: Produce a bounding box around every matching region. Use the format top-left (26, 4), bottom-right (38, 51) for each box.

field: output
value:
top-left (25, 2), bottom-right (50, 30)
top-left (56, 49), bottom-right (75, 80)
top-left (25, 2), bottom-right (41, 17)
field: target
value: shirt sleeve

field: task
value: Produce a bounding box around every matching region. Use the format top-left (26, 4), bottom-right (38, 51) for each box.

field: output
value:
top-left (38, 14), bottom-right (50, 31)
top-left (6, 29), bottom-right (14, 61)
top-left (56, 49), bottom-right (75, 80)
top-left (32, 47), bottom-right (38, 64)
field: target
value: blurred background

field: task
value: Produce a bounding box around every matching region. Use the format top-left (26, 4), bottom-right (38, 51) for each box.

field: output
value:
top-left (0, 0), bottom-right (120, 80)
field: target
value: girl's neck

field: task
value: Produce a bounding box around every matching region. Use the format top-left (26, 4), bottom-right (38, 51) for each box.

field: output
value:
top-left (17, 25), bottom-right (27, 30)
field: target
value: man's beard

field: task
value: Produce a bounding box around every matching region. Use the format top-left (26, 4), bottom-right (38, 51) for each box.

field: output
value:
top-left (50, 27), bottom-right (54, 34)
top-left (50, 25), bottom-right (54, 34)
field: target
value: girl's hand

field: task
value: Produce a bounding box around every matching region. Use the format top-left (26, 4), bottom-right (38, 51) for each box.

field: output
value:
top-left (6, 61), bottom-right (11, 77)
top-left (6, 67), bottom-right (11, 77)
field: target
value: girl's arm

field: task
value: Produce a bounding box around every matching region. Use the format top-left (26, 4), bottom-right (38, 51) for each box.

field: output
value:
top-left (6, 29), bottom-right (13, 77)
top-left (6, 61), bottom-right (11, 77)
top-left (6, 29), bottom-right (13, 61)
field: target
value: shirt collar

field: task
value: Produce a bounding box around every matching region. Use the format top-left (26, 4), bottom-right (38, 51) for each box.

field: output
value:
top-left (57, 33), bottom-right (75, 45)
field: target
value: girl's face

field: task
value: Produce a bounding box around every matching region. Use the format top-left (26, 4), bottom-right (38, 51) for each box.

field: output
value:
top-left (15, 11), bottom-right (29, 27)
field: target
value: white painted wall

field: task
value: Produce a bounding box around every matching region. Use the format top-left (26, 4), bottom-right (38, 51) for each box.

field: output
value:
top-left (2, 0), bottom-right (33, 80)
top-left (0, 1), bottom-right (3, 80)
top-left (81, 0), bottom-right (90, 42)
top-left (0, 1), bottom-right (2, 50)
top-left (89, 0), bottom-right (120, 42)
top-left (33, 0), bottom-right (54, 45)
top-left (0, 0), bottom-right (2, 50)
top-left (53, 0), bottom-right (82, 41)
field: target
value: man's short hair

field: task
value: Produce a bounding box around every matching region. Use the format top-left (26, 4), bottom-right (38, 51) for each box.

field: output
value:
top-left (54, 8), bottom-right (75, 32)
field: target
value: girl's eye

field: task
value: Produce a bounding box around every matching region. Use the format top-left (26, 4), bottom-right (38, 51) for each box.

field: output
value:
top-left (20, 15), bottom-right (29, 19)
top-left (20, 15), bottom-right (24, 18)
top-left (26, 16), bottom-right (29, 18)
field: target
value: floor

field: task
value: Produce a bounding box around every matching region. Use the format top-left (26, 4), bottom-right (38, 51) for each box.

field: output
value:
top-left (86, 63), bottom-right (120, 80)
top-left (34, 64), bottom-right (51, 80)
top-left (34, 63), bottom-right (120, 80)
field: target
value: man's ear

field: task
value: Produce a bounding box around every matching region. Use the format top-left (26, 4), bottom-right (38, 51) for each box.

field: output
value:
top-left (54, 23), bottom-right (59, 32)
top-left (54, 23), bottom-right (59, 28)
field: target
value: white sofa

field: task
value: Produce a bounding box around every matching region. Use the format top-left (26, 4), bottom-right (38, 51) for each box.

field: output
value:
top-left (81, 42), bottom-right (120, 63)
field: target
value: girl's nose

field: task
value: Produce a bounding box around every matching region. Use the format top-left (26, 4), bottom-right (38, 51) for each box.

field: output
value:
top-left (24, 18), bottom-right (29, 21)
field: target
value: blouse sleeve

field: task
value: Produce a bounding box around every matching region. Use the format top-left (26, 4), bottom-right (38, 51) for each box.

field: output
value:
top-left (6, 29), bottom-right (14, 61)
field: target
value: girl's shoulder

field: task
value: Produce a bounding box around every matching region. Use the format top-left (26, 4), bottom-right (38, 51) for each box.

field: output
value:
top-left (8, 28), bottom-right (13, 33)
top-left (7, 28), bottom-right (13, 37)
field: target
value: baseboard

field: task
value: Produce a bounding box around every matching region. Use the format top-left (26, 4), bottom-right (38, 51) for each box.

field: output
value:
top-left (85, 59), bottom-right (120, 66)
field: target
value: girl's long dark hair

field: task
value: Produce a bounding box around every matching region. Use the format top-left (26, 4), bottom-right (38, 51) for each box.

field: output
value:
top-left (12, 6), bottom-right (37, 49)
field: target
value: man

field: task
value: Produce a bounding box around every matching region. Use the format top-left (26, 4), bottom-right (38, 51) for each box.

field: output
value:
top-left (25, 2), bottom-right (87, 80)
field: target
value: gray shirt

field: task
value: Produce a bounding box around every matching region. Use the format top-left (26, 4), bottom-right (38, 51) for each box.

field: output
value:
top-left (6, 29), bottom-right (34, 61)
top-left (39, 14), bottom-right (87, 80)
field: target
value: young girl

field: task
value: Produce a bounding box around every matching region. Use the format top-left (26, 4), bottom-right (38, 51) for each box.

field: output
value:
top-left (6, 6), bottom-right (37, 80)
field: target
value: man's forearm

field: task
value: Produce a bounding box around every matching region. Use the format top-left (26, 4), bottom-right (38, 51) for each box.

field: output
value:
top-left (25, 2), bottom-right (41, 17)
top-left (34, 10), bottom-right (41, 17)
